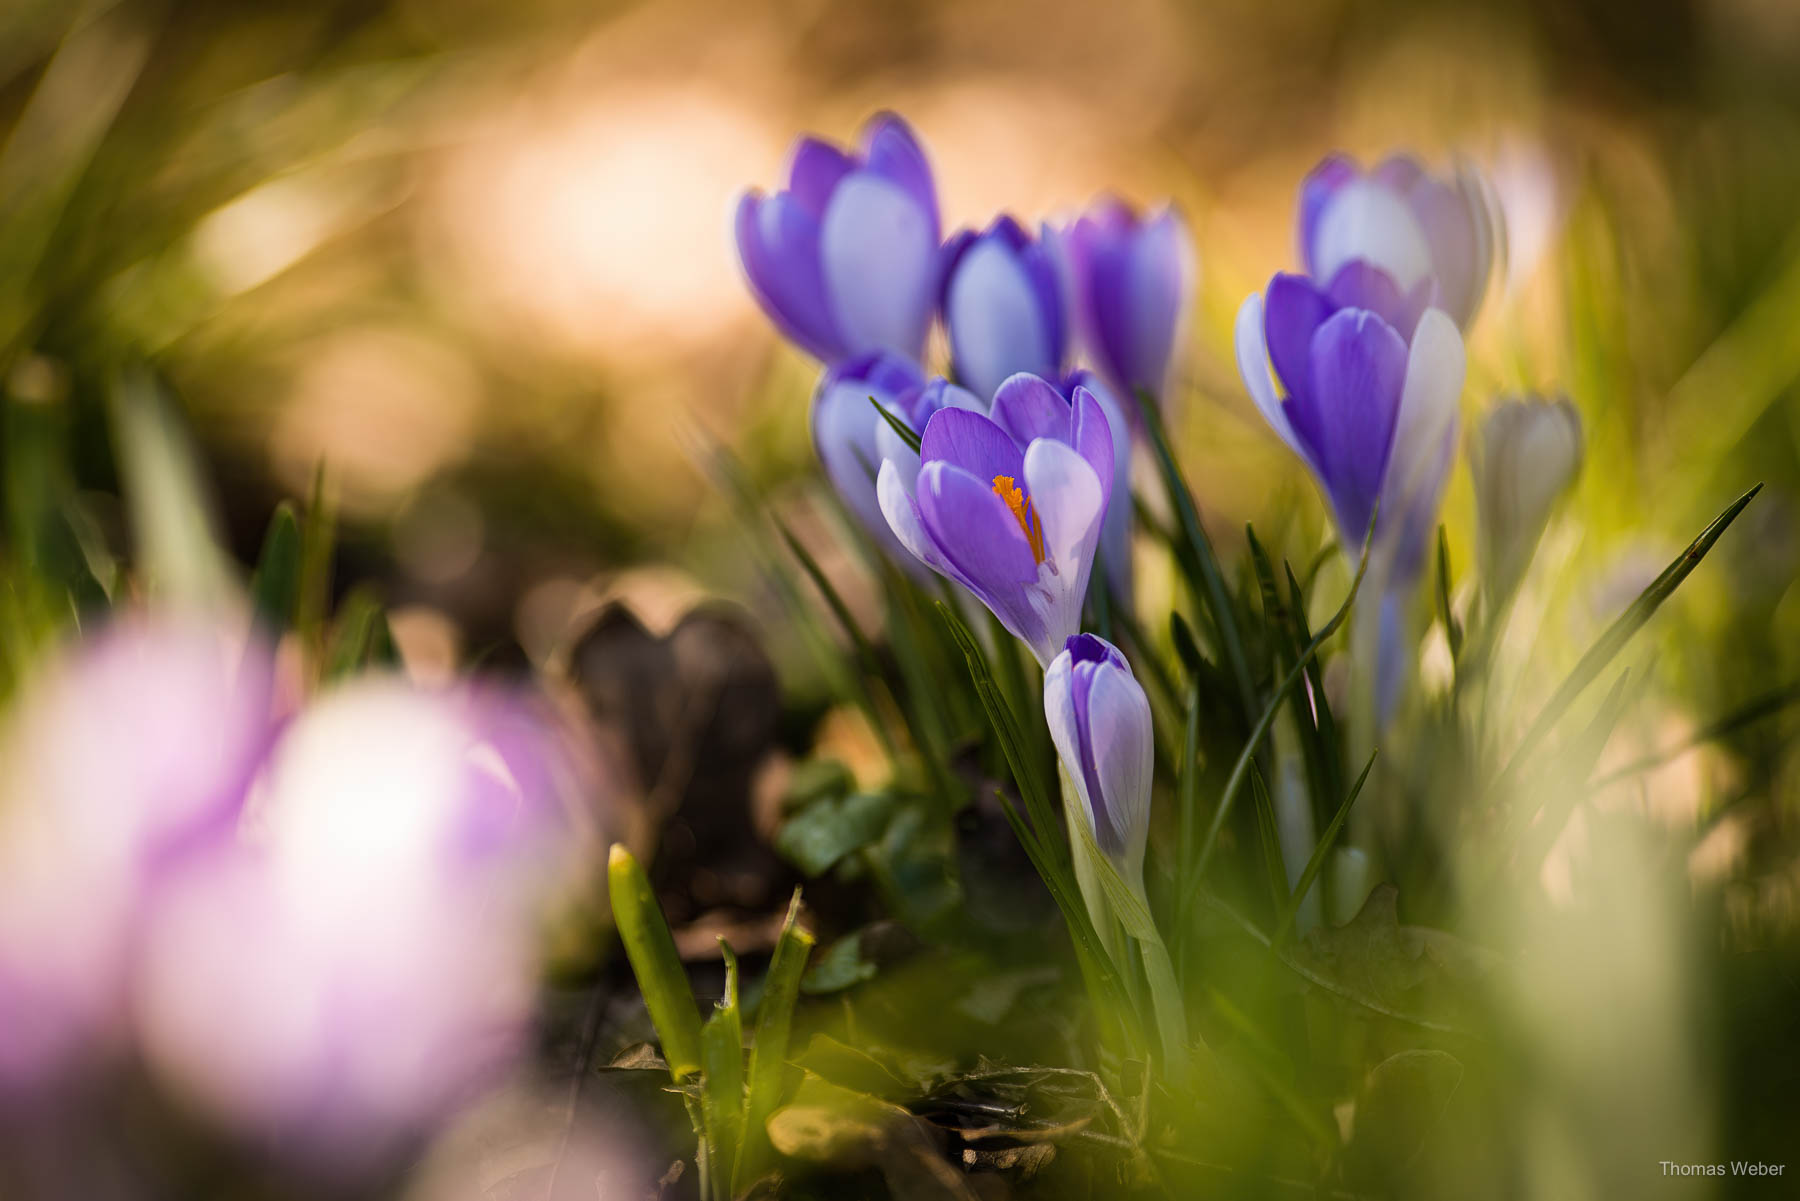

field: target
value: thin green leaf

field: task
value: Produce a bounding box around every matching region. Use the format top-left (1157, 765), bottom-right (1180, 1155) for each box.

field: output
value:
top-left (608, 844), bottom-right (703, 1080)
top-left (1187, 506), bottom-right (1377, 891)
top-left (297, 461), bottom-right (336, 666)
top-left (1135, 388), bottom-right (1256, 717)
top-left (869, 394), bottom-right (921, 454)
top-left (249, 502), bottom-right (301, 635)
top-left (1435, 526), bottom-right (1462, 662)
top-left (739, 891), bottom-right (814, 1193)
top-left (1488, 483), bottom-right (1761, 800)
top-left (325, 588), bottom-right (383, 680)
top-left (1249, 764), bottom-right (1289, 909)
top-left (1273, 750), bottom-right (1377, 945)
top-left (701, 941), bottom-right (746, 1195)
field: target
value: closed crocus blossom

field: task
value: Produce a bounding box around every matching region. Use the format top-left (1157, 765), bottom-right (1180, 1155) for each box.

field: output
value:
top-left (1236, 271), bottom-right (1465, 578)
top-left (1059, 199), bottom-right (1194, 404)
top-left (941, 216), bottom-right (1067, 400)
top-left (1238, 270), bottom-right (1465, 724)
top-left (0, 617), bottom-right (271, 1094)
top-left (1470, 395), bottom-right (1583, 603)
top-left (1044, 635), bottom-right (1152, 889)
top-left (134, 679), bottom-right (576, 1172)
top-left (1300, 153), bottom-right (1500, 330)
top-left (877, 379), bottom-right (1113, 666)
top-left (736, 113), bottom-right (941, 363)
top-left (813, 354), bottom-right (987, 563)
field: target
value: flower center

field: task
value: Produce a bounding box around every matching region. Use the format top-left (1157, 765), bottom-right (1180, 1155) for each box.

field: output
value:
top-left (991, 475), bottom-right (1045, 563)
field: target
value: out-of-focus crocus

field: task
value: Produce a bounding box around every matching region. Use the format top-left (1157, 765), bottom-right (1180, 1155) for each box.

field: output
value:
top-left (1238, 269), bottom-right (1465, 725)
top-left (133, 679), bottom-right (575, 1172)
top-left (0, 617), bottom-right (271, 1094)
top-left (812, 352), bottom-right (986, 564)
top-left (1469, 395), bottom-right (1583, 605)
top-left (1299, 153), bottom-right (1500, 330)
top-left (877, 378), bottom-right (1112, 666)
top-left (941, 216), bottom-right (1068, 400)
top-left (1044, 634), bottom-right (1152, 891)
top-left (735, 113), bottom-right (941, 364)
top-left (1058, 198), bottom-right (1194, 406)
top-left (1236, 272), bottom-right (1465, 578)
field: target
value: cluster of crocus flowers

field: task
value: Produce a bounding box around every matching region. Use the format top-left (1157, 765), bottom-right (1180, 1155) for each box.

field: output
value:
top-left (0, 614), bottom-right (584, 1173)
top-left (1238, 151), bottom-right (1507, 717)
top-left (736, 113), bottom-right (1194, 622)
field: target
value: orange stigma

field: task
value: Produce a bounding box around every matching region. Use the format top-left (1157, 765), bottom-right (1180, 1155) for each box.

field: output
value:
top-left (991, 475), bottom-right (1045, 563)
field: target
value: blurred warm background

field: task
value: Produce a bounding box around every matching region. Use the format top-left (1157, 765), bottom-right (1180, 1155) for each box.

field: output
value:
top-left (6, 0), bottom-right (1797, 686)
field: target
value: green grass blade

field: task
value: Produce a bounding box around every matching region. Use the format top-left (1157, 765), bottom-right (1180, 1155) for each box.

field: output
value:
top-left (701, 941), bottom-right (746, 1196)
top-left (870, 394), bottom-right (921, 454)
top-left (737, 891), bottom-right (815, 1193)
top-left (1488, 483), bottom-right (1761, 799)
top-left (1249, 763), bottom-right (1289, 909)
top-left (1135, 388), bottom-right (1257, 718)
top-left (1592, 680), bottom-right (1800, 787)
top-left (1436, 525), bottom-right (1462, 662)
top-left (608, 844), bottom-right (703, 1081)
top-left (1272, 750), bottom-right (1376, 945)
top-left (249, 502), bottom-right (301, 636)
top-left (1186, 507), bottom-right (1377, 892)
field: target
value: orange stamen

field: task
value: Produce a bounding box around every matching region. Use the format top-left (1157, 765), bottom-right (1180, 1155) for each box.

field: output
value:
top-left (991, 475), bottom-right (1045, 563)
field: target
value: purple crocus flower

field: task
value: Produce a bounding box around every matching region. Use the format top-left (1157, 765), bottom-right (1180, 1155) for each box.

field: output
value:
top-left (941, 216), bottom-right (1068, 400)
top-left (877, 377), bottom-right (1113, 666)
top-left (1058, 198), bottom-right (1194, 405)
top-left (1299, 153), bottom-right (1499, 330)
top-left (1235, 271), bottom-right (1465, 579)
top-left (736, 113), bottom-right (941, 363)
top-left (1044, 634), bottom-right (1151, 887)
top-left (812, 353), bottom-right (987, 565)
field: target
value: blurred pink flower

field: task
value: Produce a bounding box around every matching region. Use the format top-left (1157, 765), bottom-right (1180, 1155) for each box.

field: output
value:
top-left (0, 617), bottom-right (273, 1094)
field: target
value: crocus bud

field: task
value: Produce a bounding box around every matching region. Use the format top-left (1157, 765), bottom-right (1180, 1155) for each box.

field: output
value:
top-left (1469, 395), bottom-right (1583, 603)
top-left (1043, 634), bottom-right (1152, 889)
top-left (941, 216), bottom-right (1067, 400)
top-left (878, 378), bottom-right (1113, 666)
top-left (1057, 199), bottom-right (1194, 406)
top-left (736, 113), bottom-right (941, 363)
top-left (1300, 153), bottom-right (1501, 330)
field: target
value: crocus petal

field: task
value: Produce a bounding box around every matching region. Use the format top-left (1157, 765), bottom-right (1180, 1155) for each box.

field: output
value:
top-left (919, 402), bottom-right (1026, 484)
top-left (1378, 308), bottom-right (1465, 571)
top-left (878, 458), bottom-right (958, 581)
top-left (946, 237), bottom-right (1056, 400)
top-left (734, 192), bottom-right (842, 361)
top-left (1312, 177), bottom-right (1434, 293)
top-left (1263, 272), bottom-right (1335, 406)
top-left (990, 373), bottom-right (1072, 447)
top-left (820, 173), bottom-right (937, 359)
top-left (1068, 386), bottom-right (1116, 503)
top-left (861, 113), bottom-right (939, 238)
top-left (1382, 308), bottom-right (1465, 513)
top-left (787, 138), bottom-right (855, 216)
top-left (1023, 438), bottom-right (1105, 602)
top-left (1234, 293), bottom-right (1309, 462)
top-left (1300, 154), bottom-right (1360, 275)
top-left (917, 462), bottom-right (1041, 588)
top-left (1304, 308), bottom-right (1409, 542)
